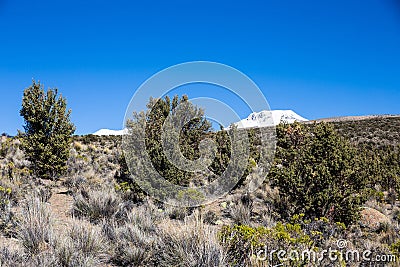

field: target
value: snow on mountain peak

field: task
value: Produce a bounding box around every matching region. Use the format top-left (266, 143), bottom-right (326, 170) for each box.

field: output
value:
top-left (229, 110), bottom-right (308, 129)
top-left (92, 110), bottom-right (307, 135)
top-left (93, 129), bottom-right (127, 136)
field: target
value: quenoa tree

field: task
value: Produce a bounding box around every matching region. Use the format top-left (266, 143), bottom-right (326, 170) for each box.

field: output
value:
top-left (20, 81), bottom-right (75, 179)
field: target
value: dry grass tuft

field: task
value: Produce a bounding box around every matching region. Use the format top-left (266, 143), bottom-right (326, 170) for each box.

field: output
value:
top-left (156, 210), bottom-right (227, 266)
top-left (17, 195), bottom-right (54, 255)
top-left (72, 188), bottom-right (123, 223)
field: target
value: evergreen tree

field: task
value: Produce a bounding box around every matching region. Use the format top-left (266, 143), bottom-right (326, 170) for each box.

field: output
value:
top-left (19, 81), bottom-right (75, 179)
top-left (143, 95), bottom-right (212, 186)
top-left (123, 95), bottom-right (261, 203)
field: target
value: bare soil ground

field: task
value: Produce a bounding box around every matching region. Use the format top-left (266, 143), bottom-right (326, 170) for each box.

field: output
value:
top-left (48, 186), bottom-right (74, 233)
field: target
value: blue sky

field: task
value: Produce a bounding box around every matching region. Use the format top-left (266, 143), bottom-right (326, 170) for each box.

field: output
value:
top-left (0, 0), bottom-right (399, 135)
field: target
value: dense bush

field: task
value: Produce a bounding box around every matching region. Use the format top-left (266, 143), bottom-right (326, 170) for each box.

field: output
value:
top-left (219, 221), bottom-right (315, 266)
top-left (123, 95), bottom-right (264, 204)
top-left (269, 122), bottom-right (371, 225)
top-left (219, 214), bottom-right (350, 267)
top-left (371, 145), bottom-right (400, 194)
top-left (122, 95), bottom-right (213, 204)
top-left (114, 153), bottom-right (147, 203)
top-left (143, 95), bottom-right (212, 186)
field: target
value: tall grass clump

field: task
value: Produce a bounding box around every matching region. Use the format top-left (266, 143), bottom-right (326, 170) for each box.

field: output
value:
top-left (0, 246), bottom-right (25, 266)
top-left (109, 201), bottom-right (161, 266)
top-left (155, 211), bottom-right (227, 267)
top-left (72, 188), bottom-right (123, 223)
top-left (54, 220), bottom-right (109, 267)
top-left (17, 195), bottom-right (54, 255)
top-left (112, 221), bottom-right (158, 266)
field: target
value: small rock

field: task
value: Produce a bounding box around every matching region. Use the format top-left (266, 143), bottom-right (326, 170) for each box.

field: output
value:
top-left (360, 207), bottom-right (391, 231)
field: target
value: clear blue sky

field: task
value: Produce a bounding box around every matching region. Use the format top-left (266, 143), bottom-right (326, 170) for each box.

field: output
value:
top-left (0, 0), bottom-right (399, 135)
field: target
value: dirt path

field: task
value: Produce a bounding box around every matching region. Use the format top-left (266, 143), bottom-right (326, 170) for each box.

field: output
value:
top-left (0, 187), bottom-right (73, 251)
top-left (48, 187), bottom-right (74, 233)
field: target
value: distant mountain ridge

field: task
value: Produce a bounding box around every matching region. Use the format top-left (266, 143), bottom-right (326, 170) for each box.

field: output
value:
top-left (93, 110), bottom-right (308, 135)
top-left (311, 114), bottom-right (400, 123)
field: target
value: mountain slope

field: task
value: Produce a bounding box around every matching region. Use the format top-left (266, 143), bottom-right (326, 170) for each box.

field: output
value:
top-left (326, 115), bottom-right (400, 147)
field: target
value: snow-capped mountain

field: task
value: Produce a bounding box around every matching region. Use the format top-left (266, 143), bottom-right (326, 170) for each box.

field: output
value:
top-left (92, 110), bottom-right (307, 135)
top-left (228, 110), bottom-right (308, 129)
top-left (93, 129), bottom-right (127, 136)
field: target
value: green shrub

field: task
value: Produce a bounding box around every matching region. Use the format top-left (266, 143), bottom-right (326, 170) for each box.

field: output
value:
top-left (143, 95), bottom-right (212, 186)
top-left (0, 186), bottom-right (15, 236)
top-left (0, 138), bottom-right (11, 158)
top-left (269, 122), bottom-right (370, 225)
top-left (390, 239), bottom-right (400, 259)
top-left (114, 153), bottom-right (147, 203)
top-left (219, 222), bottom-right (314, 266)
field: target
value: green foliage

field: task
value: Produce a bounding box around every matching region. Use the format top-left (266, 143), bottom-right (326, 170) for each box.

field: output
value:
top-left (219, 214), bottom-right (348, 266)
top-left (0, 186), bottom-right (13, 235)
top-left (208, 129), bottom-right (231, 177)
top-left (390, 239), bottom-right (400, 260)
top-left (332, 116), bottom-right (400, 148)
top-left (373, 145), bottom-right (400, 194)
top-left (123, 95), bottom-right (264, 203)
top-left (19, 81), bottom-right (75, 179)
top-left (0, 138), bottom-right (11, 159)
top-left (143, 95), bottom-right (212, 186)
top-left (176, 188), bottom-right (205, 206)
top-left (114, 181), bottom-right (132, 193)
top-left (269, 122), bottom-right (370, 225)
top-left (219, 222), bottom-right (314, 266)
top-left (114, 153), bottom-right (147, 203)
top-left (202, 126), bottom-right (261, 188)
top-left (342, 143), bottom-right (400, 203)
top-left (0, 186), bottom-right (12, 205)
top-left (123, 95), bottom-right (214, 203)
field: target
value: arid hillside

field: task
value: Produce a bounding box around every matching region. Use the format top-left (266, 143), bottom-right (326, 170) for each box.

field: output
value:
top-left (1, 116), bottom-right (400, 266)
